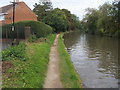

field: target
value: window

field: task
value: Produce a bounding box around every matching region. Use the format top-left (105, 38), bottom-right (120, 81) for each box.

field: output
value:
top-left (0, 15), bottom-right (5, 21)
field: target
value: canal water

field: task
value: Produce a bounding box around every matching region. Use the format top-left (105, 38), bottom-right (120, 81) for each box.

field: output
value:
top-left (63, 31), bottom-right (119, 88)
top-left (0, 40), bottom-right (12, 50)
top-left (0, 39), bottom-right (22, 51)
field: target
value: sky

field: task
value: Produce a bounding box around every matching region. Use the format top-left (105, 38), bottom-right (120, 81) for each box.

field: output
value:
top-left (0, 0), bottom-right (114, 20)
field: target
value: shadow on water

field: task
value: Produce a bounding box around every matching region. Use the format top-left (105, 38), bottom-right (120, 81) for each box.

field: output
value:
top-left (0, 39), bottom-right (21, 51)
top-left (63, 31), bottom-right (81, 48)
top-left (64, 31), bottom-right (119, 88)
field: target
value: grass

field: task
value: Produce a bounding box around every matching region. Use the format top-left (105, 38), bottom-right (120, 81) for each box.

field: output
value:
top-left (2, 34), bottom-right (56, 88)
top-left (58, 34), bottom-right (83, 88)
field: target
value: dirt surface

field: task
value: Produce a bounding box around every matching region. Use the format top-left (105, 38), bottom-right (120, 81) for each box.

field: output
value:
top-left (44, 34), bottom-right (63, 88)
top-left (2, 61), bottom-right (14, 73)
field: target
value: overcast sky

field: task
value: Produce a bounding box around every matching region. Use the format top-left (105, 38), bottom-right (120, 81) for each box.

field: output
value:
top-left (0, 0), bottom-right (114, 20)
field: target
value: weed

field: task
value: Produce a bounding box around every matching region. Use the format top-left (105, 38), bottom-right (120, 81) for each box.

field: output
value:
top-left (2, 43), bottom-right (27, 61)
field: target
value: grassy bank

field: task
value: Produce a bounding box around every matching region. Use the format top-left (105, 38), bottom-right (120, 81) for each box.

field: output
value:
top-left (58, 34), bottom-right (83, 88)
top-left (2, 34), bottom-right (56, 88)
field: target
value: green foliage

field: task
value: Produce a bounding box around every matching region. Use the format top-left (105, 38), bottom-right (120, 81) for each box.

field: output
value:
top-left (2, 21), bottom-right (53, 38)
top-left (2, 43), bottom-right (27, 61)
top-left (62, 9), bottom-right (81, 30)
top-left (15, 21), bottom-right (53, 38)
top-left (83, 8), bottom-right (99, 34)
top-left (58, 34), bottom-right (83, 88)
top-left (81, 1), bottom-right (120, 38)
top-left (33, 1), bottom-right (53, 21)
top-left (33, 3), bottom-right (81, 33)
top-left (2, 34), bottom-right (56, 88)
top-left (43, 8), bottom-right (81, 33)
top-left (28, 34), bottom-right (37, 42)
top-left (43, 8), bottom-right (68, 33)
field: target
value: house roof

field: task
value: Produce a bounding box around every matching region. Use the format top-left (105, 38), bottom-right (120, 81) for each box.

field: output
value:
top-left (0, 4), bottom-right (13, 13)
top-left (0, 2), bottom-right (28, 13)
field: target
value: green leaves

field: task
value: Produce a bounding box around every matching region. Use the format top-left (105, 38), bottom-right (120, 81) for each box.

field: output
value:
top-left (33, 1), bottom-right (53, 21)
top-left (2, 43), bottom-right (27, 61)
top-left (81, 1), bottom-right (120, 38)
top-left (33, 2), bottom-right (81, 33)
top-left (28, 34), bottom-right (37, 42)
top-left (43, 8), bottom-right (68, 33)
top-left (2, 21), bottom-right (53, 38)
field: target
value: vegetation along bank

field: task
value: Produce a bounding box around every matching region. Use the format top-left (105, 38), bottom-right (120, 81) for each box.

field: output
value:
top-left (58, 34), bottom-right (83, 88)
top-left (80, 1), bottom-right (120, 38)
top-left (2, 34), bottom-right (56, 88)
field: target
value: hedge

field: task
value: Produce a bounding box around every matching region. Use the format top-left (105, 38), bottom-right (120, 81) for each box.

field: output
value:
top-left (2, 21), bottom-right (53, 38)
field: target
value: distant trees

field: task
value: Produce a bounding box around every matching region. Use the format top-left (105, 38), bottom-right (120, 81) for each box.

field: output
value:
top-left (81, 1), bottom-right (120, 38)
top-left (33, 1), bottom-right (81, 33)
top-left (62, 9), bottom-right (81, 30)
top-left (83, 8), bottom-right (99, 34)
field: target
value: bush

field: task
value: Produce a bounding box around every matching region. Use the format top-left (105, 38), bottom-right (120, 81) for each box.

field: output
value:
top-left (28, 34), bottom-right (37, 42)
top-left (2, 21), bottom-right (53, 38)
top-left (2, 43), bottom-right (27, 61)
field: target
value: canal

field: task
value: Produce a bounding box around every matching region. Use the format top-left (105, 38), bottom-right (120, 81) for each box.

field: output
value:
top-left (63, 31), bottom-right (119, 88)
top-left (0, 40), bottom-right (12, 50)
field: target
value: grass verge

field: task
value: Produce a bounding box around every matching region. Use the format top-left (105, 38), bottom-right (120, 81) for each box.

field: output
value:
top-left (2, 34), bottom-right (56, 88)
top-left (58, 34), bottom-right (83, 88)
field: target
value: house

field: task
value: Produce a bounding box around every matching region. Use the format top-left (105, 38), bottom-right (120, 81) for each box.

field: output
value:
top-left (0, 0), bottom-right (37, 25)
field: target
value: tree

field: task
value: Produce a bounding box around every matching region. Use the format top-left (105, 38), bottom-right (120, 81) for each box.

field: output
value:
top-left (111, 1), bottom-right (120, 37)
top-left (43, 8), bottom-right (68, 33)
top-left (71, 14), bottom-right (81, 30)
top-left (84, 8), bottom-right (99, 34)
top-left (62, 9), bottom-right (81, 30)
top-left (81, 1), bottom-right (120, 38)
top-left (33, 1), bottom-right (81, 33)
top-left (33, 1), bottom-right (53, 21)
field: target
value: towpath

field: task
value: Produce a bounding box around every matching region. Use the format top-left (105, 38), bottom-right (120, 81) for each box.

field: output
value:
top-left (44, 34), bottom-right (63, 88)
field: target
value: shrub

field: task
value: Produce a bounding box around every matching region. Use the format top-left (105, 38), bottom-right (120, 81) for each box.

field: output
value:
top-left (2, 21), bottom-right (53, 38)
top-left (28, 34), bottom-right (37, 42)
top-left (2, 43), bottom-right (27, 61)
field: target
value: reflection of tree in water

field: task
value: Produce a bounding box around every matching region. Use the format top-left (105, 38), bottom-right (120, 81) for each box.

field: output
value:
top-left (85, 34), bottom-right (119, 79)
top-left (118, 39), bottom-right (120, 82)
top-left (63, 31), bottom-right (81, 48)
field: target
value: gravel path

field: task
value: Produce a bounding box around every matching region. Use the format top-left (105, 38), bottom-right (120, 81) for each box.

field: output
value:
top-left (44, 34), bottom-right (63, 88)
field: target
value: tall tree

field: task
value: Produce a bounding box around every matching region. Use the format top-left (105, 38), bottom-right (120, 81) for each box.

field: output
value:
top-left (81, 1), bottom-right (120, 37)
top-left (84, 8), bottom-right (99, 34)
top-left (33, 0), bottom-right (53, 21)
top-left (62, 9), bottom-right (81, 30)
top-left (43, 8), bottom-right (68, 33)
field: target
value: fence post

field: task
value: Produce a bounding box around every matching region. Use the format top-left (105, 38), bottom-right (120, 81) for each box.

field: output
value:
top-left (25, 26), bottom-right (31, 40)
top-left (16, 27), bottom-right (19, 39)
top-left (6, 29), bottom-right (8, 39)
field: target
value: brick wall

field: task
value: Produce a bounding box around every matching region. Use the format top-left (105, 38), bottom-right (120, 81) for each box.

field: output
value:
top-left (4, 2), bottom-right (37, 24)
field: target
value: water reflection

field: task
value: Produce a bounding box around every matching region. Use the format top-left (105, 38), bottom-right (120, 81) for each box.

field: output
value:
top-left (0, 40), bottom-right (12, 51)
top-left (64, 31), bottom-right (119, 88)
top-left (63, 31), bottom-right (81, 48)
